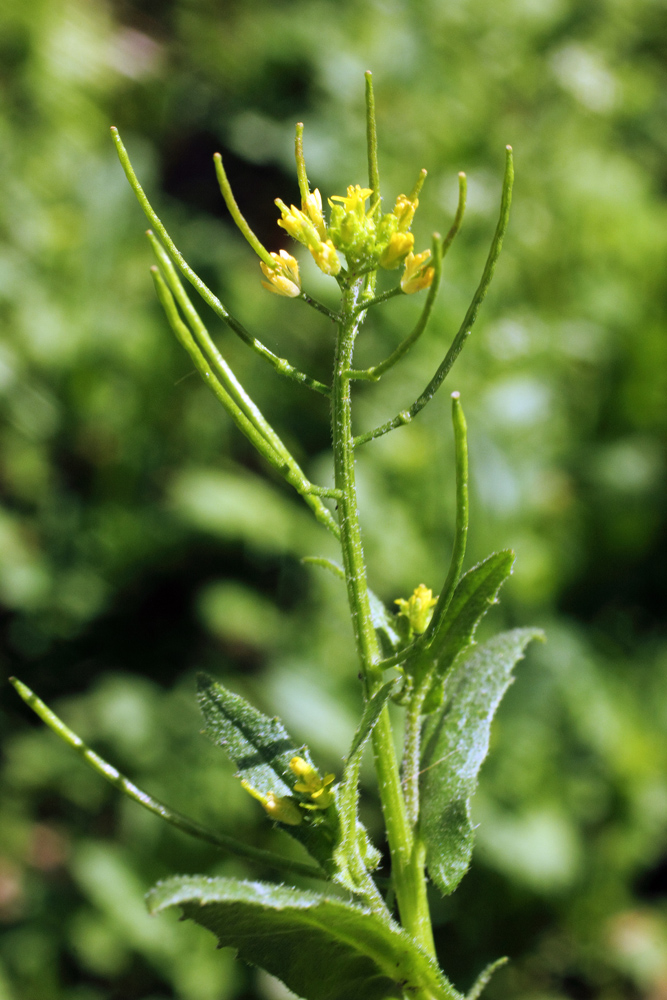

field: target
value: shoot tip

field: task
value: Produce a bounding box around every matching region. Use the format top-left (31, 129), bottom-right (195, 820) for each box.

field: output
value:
top-left (451, 391), bottom-right (461, 400)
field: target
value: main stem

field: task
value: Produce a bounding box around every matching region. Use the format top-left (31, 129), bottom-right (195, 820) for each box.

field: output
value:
top-left (332, 278), bottom-right (435, 956)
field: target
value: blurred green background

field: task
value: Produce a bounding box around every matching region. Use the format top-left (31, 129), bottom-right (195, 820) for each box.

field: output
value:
top-left (1, 0), bottom-right (666, 998)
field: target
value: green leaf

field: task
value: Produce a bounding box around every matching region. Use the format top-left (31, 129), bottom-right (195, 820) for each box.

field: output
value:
top-left (467, 958), bottom-right (508, 1000)
top-left (420, 628), bottom-right (543, 897)
top-left (147, 876), bottom-right (462, 1000)
top-left (369, 589), bottom-right (404, 655)
top-left (197, 674), bottom-right (338, 870)
top-left (346, 680), bottom-right (398, 762)
top-left (419, 551), bottom-right (515, 712)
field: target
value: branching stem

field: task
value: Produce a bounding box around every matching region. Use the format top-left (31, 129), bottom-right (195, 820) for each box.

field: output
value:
top-left (9, 678), bottom-right (326, 882)
top-left (354, 147), bottom-right (513, 446)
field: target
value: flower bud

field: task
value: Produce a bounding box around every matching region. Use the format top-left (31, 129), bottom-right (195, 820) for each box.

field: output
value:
top-left (302, 188), bottom-right (327, 240)
top-left (401, 250), bottom-right (435, 294)
top-left (309, 238), bottom-right (341, 277)
top-left (260, 250), bottom-right (301, 297)
top-left (395, 583), bottom-right (438, 634)
top-left (393, 194), bottom-right (419, 232)
top-left (379, 231), bottom-right (414, 270)
top-left (240, 780), bottom-right (303, 826)
top-left (275, 199), bottom-right (321, 250)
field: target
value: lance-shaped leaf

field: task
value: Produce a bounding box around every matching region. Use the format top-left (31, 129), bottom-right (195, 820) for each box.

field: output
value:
top-left (420, 628), bottom-right (543, 897)
top-left (197, 674), bottom-right (338, 869)
top-left (147, 876), bottom-right (463, 1000)
top-left (416, 551), bottom-right (515, 712)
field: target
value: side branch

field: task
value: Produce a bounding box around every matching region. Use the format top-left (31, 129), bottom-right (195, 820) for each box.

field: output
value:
top-left (365, 234), bottom-right (443, 380)
top-left (347, 171), bottom-right (466, 381)
top-left (111, 127), bottom-right (329, 397)
top-left (9, 678), bottom-right (326, 882)
top-left (423, 391), bottom-right (469, 642)
top-left (150, 261), bottom-right (340, 538)
top-left (354, 147), bottom-right (514, 446)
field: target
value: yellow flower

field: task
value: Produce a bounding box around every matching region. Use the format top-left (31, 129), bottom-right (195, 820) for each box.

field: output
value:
top-left (240, 780), bottom-right (303, 826)
top-left (379, 231), bottom-right (414, 270)
top-left (329, 184), bottom-right (374, 217)
top-left (395, 584), bottom-right (438, 634)
top-left (290, 756), bottom-right (336, 810)
top-left (309, 238), bottom-right (341, 277)
top-left (260, 250), bottom-right (301, 297)
top-left (401, 250), bottom-right (435, 294)
top-left (302, 188), bottom-right (327, 240)
top-left (393, 193), bottom-right (419, 232)
top-left (275, 198), bottom-right (321, 250)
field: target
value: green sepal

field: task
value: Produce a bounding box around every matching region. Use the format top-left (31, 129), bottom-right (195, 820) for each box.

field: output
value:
top-left (420, 628), bottom-right (543, 897)
top-left (197, 673), bottom-right (338, 870)
top-left (147, 875), bottom-right (463, 1000)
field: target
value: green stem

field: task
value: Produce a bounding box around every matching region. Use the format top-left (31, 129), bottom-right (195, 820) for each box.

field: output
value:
top-left (365, 71), bottom-right (381, 215)
top-left (295, 122), bottom-right (310, 205)
top-left (402, 676), bottom-right (431, 828)
top-left (336, 752), bottom-right (392, 917)
top-left (354, 146), bottom-right (514, 447)
top-left (213, 152), bottom-right (275, 268)
top-left (112, 128), bottom-right (328, 397)
top-left (150, 264), bottom-right (340, 539)
top-left (331, 279), bottom-right (435, 955)
top-left (441, 172), bottom-right (467, 259)
top-left (351, 286), bottom-right (402, 317)
top-left (424, 391), bottom-right (469, 644)
top-left (366, 234), bottom-right (444, 380)
top-left (299, 292), bottom-right (339, 322)
top-left (9, 678), bottom-right (326, 882)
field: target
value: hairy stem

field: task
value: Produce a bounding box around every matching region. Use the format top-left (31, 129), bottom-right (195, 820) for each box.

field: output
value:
top-left (332, 279), bottom-right (435, 955)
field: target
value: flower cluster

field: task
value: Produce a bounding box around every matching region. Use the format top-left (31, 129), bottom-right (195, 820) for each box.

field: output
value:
top-left (264, 178), bottom-right (434, 295)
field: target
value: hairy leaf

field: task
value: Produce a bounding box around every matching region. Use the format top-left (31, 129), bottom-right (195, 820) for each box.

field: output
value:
top-left (148, 876), bottom-right (462, 1000)
top-left (197, 674), bottom-right (338, 869)
top-left (420, 628), bottom-right (543, 896)
top-left (346, 680), bottom-right (398, 762)
top-left (420, 551), bottom-right (515, 711)
top-left (369, 589), bottom-right (405, 655)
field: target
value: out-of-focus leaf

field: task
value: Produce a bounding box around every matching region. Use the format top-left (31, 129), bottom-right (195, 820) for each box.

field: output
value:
top-left (420, 628), bottom-right (543, 896)
top-left (147, 875), bottom-right (463, 1000)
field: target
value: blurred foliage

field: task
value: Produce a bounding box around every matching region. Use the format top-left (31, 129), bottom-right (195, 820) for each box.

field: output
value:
top-left (1, 0), bottom-right (666, 998)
